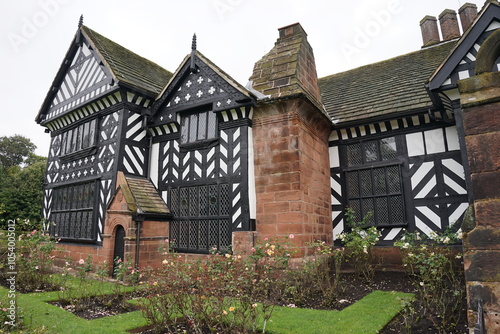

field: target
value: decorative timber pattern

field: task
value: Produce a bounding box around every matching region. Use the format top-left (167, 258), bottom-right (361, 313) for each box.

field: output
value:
top-left (43, 108), bottom-right (122, 242)
top-left (441, 20), bottom-right (500, 89)
top-left (150, 52), bottom-right (255, 253)
top-left (149, 122), bottom-right (179, 137)
top-left (45, 136), bottom-right (62, 185)
top-left (160, 140), bottom-right (181, 184)
top-left (38, 24), bottom-right (172, 245)
top-left (329, 110), bottom-right (453, 143)
top-left (330, 112), bottom-right (468, 243)
top-left (97, 179), bottom-right (113, 241)
top-left (409, 155), bottom-right (468, 237)
top-left (97, 112), bottom-right (119, 177)
top-left (44, 92), bottom-right (122, 131)
top-left (150, 52), bottom-right (253, 130)
top-left (42, 189), bottom-right (52, 222)
top-left (123, 111), bottom-right (148, 176)
top-left (157, 127), bottom-right (243, 190)
top-left (46, 42), bottom-right (113, 121)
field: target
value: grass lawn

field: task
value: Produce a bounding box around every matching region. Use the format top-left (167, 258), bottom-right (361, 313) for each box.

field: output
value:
top-left (265, 290), bottom-right (413, 334)
top-left (0, 277), bottom-right (412, 334)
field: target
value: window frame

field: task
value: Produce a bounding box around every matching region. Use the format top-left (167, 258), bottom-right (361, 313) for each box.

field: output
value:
top-left (60, 119), bottom-right (98, 161)
top-left (169, 183), bottom-right (231, 253)
top-left (179, 108), bottom-right (218, 148)
top-left (342, 135), bottom-right (408, 228)
top-left (50, 180), bottom-right (98, 242)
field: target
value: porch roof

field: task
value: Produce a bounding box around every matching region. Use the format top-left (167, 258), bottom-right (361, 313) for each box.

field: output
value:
top-left (121, 174), bottom-right (171, 217)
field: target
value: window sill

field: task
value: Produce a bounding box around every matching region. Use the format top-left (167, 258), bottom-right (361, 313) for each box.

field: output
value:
top-left (373, 223), bottom-right (408, 228)
top-left (59, 146), bottom-right (97, 163)
top-left (179, 138), bottom-right (219, 152)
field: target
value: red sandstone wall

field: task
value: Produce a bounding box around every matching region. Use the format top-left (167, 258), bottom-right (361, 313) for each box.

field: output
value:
top-left (252, 99), bottom-right (332, 256)
top-left (459, 71), bottom-right (500, 333)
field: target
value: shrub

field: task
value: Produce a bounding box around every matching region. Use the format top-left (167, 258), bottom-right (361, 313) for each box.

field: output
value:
top-left (307, 241), bottom-right (345, 307)
top-left (337, 208), bottom-right (380, 281)
top-left (140, 250), bottom-right (277, 333)
top-left (395, 227), bottom-right (464, 332)
top-left (248, 235), bottom-right (297, 307)
top-left (10, 229), bottom-right (59, 292)
top-left (113, 257), bottom-right (142, 286)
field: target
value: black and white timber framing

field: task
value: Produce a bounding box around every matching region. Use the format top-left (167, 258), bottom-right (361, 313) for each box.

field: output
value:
top-left (36, 26), bottom-right (258, 251)
top-left (148, 51), bottom-right (257, 253)
top-left (36, 26), bottom-right (162, 243)
top-left (329, 111), bottom-right (469, 244)
top-left (36, 4), bottom-right (500, 251)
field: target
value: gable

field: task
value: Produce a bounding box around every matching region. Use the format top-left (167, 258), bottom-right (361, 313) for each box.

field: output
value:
top-left (428, 2), bottom-right (500, 92)
top-left (36, 25), bottom-right (172, 126)
top-left (47, 41), bottom-right (114, 122)
top-left (109, 172), bottom-right (171, 217)
top-left (149, 51), bottom-right (255, 134)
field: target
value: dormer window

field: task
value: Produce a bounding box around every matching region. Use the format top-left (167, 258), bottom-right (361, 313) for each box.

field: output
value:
top-left (180, 110), bottom-right (217, 144)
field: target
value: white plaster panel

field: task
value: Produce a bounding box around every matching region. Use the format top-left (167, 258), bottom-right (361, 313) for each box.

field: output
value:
top-left (445, 126), bottom-right (460, 151)
top-left (425, 128), bottom-right (445, 154)
top-left (329, 146), bottom-right (340, 168)
top-left (406, 132), bottom-right (425, 156)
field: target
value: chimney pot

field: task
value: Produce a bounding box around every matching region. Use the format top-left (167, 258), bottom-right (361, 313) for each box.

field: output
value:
top-left (439, 9), bottom-right (461, 41)
top-left (458, 3), bottom-right (478, 33)
top-left (420, 15), bottom-right (440, 46)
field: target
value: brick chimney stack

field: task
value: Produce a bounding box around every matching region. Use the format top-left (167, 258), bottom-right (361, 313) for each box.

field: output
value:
top-left (458, 3), bottom-right (478, 33)
top-left (439, 9), bottom-right (461, 41)
top-left (420, 15), bottom-right (440, 46)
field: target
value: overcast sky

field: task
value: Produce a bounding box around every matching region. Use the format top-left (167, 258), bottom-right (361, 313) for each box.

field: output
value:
top-left (0, 0), bottom-right (485, 157)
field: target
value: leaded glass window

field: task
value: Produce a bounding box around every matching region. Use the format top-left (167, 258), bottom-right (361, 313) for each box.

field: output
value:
top-left (180, 110), bottom-right (217, 144)
top-left (61, 119), bottom-right (97, 156)
top-left (347, 137), bottom-right (397, 166)
top-left (344, 136), bottom-right (405, 226)
top-left (50, 181), bottom-right (97, 241)
top-left (169, 183), bottom-right (230, 252)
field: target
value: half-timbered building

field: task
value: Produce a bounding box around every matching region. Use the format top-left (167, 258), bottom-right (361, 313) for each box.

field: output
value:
top-left (36, 2), bottom-right (498, 269)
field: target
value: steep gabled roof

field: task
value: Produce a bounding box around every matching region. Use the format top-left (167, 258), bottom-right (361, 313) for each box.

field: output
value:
top-left (81, 26), bottom-right (172, 96)
top-left (36, 25), bottom-right (172, 124)
top-left (150, 49), bottom-right (256, 120)
top-left (318, 41), bottom-right (456, 125)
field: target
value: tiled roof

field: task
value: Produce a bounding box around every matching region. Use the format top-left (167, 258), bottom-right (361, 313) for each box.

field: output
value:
top-left (124, 176), bottom-right (170, 215)
top-left (318, 41), bottom-right (456, 124)
top-left (82, 26), bottom-right (172, 96)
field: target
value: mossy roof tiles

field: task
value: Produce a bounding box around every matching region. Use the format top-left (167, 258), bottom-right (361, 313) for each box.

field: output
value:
top-left (82, 26), bottom-right (172, 96)
top-left (318, 41), bottom-right (456, 125)
top-left (124, 176), bottom-right (170, 215)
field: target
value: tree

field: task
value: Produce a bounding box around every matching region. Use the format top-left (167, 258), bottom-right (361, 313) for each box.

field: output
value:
top-left (0, 135), bottom-right (47, 230)
top-left (0, 135), bottom-right (37, 169)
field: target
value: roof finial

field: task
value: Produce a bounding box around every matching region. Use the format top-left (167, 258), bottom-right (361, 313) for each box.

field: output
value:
top-left (190, 33), bottom-right (197, 72)
top-left (76, 15), bottom-right (84, 46)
